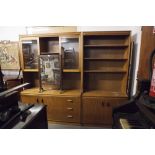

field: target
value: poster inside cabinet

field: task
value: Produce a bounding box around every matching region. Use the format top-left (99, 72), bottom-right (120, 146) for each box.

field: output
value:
top-left (39, 54), bottom-right (61, 91)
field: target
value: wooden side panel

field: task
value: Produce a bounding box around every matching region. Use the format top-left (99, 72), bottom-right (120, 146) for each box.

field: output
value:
top-left (138, 26), bottom-right (155, 80)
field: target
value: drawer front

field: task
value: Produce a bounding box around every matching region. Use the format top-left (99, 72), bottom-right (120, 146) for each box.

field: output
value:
top-left (46, 96), bottom-right (81, 123)
top-left (82, 97), bottom-right (127, 125)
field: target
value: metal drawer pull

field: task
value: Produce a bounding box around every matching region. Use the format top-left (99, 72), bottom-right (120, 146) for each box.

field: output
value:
top-left (67, 107), bottom-right (73, 110)
top-left (67, 115), bottom-right (73, 118)
top-left (67, 99), bottom-right (73, 102)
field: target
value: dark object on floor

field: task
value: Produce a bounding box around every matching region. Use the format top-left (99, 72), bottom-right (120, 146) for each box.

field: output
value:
top-left (113, 93), bottom-right (155, 129)
top-left (112, 49), bottom-right (155, 129)
top-left (0, 65), bottom-right (7, 92)
top-left (0, 83), bottom-right (48, 129)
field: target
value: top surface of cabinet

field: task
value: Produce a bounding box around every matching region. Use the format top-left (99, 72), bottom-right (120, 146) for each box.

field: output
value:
top-left (21, 88), bottom-right (81, 96)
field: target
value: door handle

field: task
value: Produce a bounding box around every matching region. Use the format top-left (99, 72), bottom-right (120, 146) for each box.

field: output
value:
top-left (67, 99), bottom-right (73, 102)
top-left (67, 107), bottom-right (73, 110)
top-left (107, 102), bottom-right (110, 107)
top-left (102, 102), bottom-right (105, 106)
top-left (67, 115), bottom-right (73, 118)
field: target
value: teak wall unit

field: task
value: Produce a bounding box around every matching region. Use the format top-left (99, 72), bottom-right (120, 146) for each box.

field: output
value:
top-left (20, 31), bottom-right (131, 127)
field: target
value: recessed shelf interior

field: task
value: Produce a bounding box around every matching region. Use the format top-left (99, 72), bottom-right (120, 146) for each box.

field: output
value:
top-left (84, 60), bottom-right (127, 71)
top-left (62, 72), bottom-right (81, 90)
top-left (84, 35), bottom-right (129, 45)
top-left (39, 37), bottom-right (59, 54)
top-left (84, 72), bottom-right (126, 92)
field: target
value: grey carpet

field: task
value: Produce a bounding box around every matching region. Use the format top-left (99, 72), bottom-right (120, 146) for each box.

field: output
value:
top-left (48, 123), bottom-right (110, 129)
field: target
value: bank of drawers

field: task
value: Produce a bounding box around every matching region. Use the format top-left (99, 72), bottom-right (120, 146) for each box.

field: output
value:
top-left (21, 95), bottom-right (81, 123)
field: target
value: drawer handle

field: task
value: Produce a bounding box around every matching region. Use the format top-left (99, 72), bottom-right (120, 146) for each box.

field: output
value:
top-left (107, 102), bottom-right (110, 107)
top-left (42, 99), bottom-right (44, 103)
top-left (67, 99), bottom-right (73, 102)
top-left (36, 98), bottom-right (39, 103)
top-left (67, 107), bottom-right (73, 110)
top-left (102, 102), bottom-right (105, 106)
top-left (67, 115), bottom-right (73, 118)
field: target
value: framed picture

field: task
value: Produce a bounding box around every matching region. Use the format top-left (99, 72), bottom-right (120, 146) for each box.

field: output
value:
top-left (0, 41), bottom-right (20, 70)
top-left (39, 53), bottom-right (61, 91)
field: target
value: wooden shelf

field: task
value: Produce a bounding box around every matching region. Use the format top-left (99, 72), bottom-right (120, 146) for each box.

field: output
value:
top-left (84, 58), bottom-right (128, 61)
top-left (63, 69), bottom-right (80, 73)
top-left (40, 52), bottom-right (60, 55)
top-left (83, 90), bottom-right (127, 97)
top-left (23, 69), bottom-right (39, 72)
top-left (84, 44), bottom-right (128, 48)
top-left (84, 69), bottom-right (126, 73)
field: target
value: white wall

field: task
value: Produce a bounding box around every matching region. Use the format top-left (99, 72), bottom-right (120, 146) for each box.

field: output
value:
top-left (0, 27), bottom-right (26, 41)
top-left (0, 26), bottom-right (141, 95)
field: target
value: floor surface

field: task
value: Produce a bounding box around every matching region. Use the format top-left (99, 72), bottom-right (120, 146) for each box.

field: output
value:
top-left (48, 123), bottom-right (110, 129)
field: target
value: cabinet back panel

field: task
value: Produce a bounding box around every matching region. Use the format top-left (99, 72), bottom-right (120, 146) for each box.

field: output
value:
top-left (39, 37), bottom-right (59, 53)
top-left (63, 73), bottom-right (81, 90)
top-left (84, 61), bottom-right (127, 70)
top-left (84, 35), bottom-right (129, 45)
top-left (84, 73), bottom-right (124, 91)
top-left (84, 48), bottom-right (128, 59)
top-left (23, 72), bottom-right (39, 87)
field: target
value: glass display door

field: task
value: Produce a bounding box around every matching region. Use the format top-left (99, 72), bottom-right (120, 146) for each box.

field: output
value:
top-left (21, 38), bottom-right (39, 70)
top-left (60, 36), bottom-right (80, 70)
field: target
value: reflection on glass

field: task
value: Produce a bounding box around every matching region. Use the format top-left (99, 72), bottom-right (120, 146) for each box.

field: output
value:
top-left (22, 40), bottom-right (38, 69)
top-left (39, 54), bottom-right (61, 91)
top-left (61, 38), bottom-right (79, 69)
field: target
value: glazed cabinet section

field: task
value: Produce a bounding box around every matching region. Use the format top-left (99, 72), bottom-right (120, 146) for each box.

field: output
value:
top-left (82, 97), bottom-right (127, 125)
top-left (21, 95), bottom-right (81, 123)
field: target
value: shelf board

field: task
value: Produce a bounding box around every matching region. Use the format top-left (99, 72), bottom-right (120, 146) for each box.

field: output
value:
top-left (63, 69), bottom-right (80, 73)
top-left (83, 90), bottom-right (127, 97)
top-left (84, 58), bottom-right (128, 61)
top-left (84, 44), bottom-right (128, 48)
top-left (84, 69), bottom-right (126, 73)
top-left (23, 69), bottom-right (39, 72)
top-left (40, 52), bottom-right (60, 55)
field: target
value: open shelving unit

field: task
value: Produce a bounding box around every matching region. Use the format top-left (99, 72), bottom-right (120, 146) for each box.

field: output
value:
top-left (83, 31), bottom-right (131, 97)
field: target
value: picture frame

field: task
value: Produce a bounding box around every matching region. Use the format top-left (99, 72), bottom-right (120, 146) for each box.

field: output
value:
top-left (38, 53), bottom-right (62, 92)
top-left (0, 41), bottom-right (20, 70)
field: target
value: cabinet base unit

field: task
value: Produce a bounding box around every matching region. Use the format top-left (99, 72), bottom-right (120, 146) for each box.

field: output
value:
top-left (82, 97), bottom-right (127, 125)
top-left (20, 88), bottom-right (81, 124)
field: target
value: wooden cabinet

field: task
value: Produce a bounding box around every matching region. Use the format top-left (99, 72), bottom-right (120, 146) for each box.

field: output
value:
top-left (20, 91), bottom-right (81, 123)
top-left (20, 31), bottom-right (132, 126)
top-left (82, 97), bottom-right (127, 125)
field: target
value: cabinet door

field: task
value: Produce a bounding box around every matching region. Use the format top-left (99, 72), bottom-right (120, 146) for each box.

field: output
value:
top-left (43, 96), bottom-right (81, 123)
top-left (20, 37), bottom-right (39, 71)
top-left (82, 97), bottom-right (105, 124)
top-left (21, 95), bottom-right (40, 104)
top-left (60, 36), bottom-right (80, 70)
top-left (82, 97), bottom-right (127, 125)
top-left (102, 98), bottom-right (127, 125)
